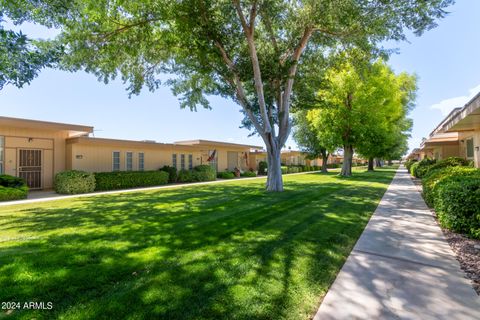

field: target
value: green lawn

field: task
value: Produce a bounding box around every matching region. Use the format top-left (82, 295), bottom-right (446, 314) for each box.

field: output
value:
top-left (0, 167), bottom-right (397, 320)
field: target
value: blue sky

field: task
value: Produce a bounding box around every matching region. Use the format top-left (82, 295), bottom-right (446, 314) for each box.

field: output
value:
top-left (1, 1), bottom-right (479, 153)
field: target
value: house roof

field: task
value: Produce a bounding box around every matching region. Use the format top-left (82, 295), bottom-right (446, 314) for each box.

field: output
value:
top-left (0, 116), bottom-right (93, 136)
top-left (420, 132), bottom-right (459, 148)
top-left (174, 139), bottom-right (263, 150)
top-left (440, 91), bottom-right (480, 133)
top-left (67, 136), bottom-right (199, 151)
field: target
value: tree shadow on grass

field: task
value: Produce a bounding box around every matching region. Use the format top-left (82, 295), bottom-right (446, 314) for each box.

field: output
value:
top-left (0, 170), bottom-right (395, 319)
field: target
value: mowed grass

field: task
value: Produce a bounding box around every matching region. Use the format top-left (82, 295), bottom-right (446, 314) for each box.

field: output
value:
top-left (0, 167), bottom-right (397, 320)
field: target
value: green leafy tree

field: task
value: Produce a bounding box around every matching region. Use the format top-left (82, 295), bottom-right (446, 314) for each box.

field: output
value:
top-left (354, 63), bottom-right (417, 170)
top-left (4, 0), bottom-right (453, 190)
top-left (293, 110), bottom-right (332, 173)
top-left (0, 19), bottom-right (60, 90)
top-left (308, 59), bottom-right (417, 176)
top-left (0, 1), bottom-right (69, 90)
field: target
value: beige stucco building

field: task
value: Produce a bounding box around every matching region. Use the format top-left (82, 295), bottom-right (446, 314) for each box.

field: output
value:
top-left (410, 91), bottom-right (480, 168)
top-left (0, 117), bottom-right (261, 190)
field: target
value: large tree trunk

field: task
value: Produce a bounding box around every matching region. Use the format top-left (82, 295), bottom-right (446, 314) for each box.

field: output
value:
top-left (368, 157), bottom-right (374, 171)
top-left (321, 152), bottom-right (329, 173)
top-left (388, 160), bottom-right (393, 166)
top-left (341, 145), bottom-right (353, 176)
top-left (266, 144), bottom-right (283, 191)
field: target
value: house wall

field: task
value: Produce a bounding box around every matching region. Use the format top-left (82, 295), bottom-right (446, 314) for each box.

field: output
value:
top-left (431, 144), bottom-right (460, 160)
top-left (459, 131), bottom-right (480, 167)
top-left (67, 141), bottom-right (252, 173)
top-left (68, 143), bottom-right (201, 172)
top-left (0, 126), bottom-right (71, 188)
top-left (248, 153), bottom-right (267, 171)
top-left (198, 146), bottom-right (251, 172)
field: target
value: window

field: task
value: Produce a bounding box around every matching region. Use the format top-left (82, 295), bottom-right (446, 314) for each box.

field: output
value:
top-left (126, 152), bottom-right (133, 171)
top-left (138, 152), bottom-right (144, 171)
top-left (188, 154), bottom-right (193, 170)
top-left (172, 154), bottom-right (177, 169)
top-left (0, 136), bottom-right (4, 174)
top-left (181, 154), bottom-right (185, 170)
top-left (466, 138), bottom-right (474, 159)
top-left (112, 151), bottom-right (120, 171)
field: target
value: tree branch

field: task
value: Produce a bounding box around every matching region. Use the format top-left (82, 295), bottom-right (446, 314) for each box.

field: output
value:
top-left (233, 0), bottom-right (271, 134)
top-left (278, 26), bottom-right (314, 142)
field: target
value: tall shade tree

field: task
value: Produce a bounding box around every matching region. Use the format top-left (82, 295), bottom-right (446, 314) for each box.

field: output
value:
top-left (308, 60), bottom-right (417, 176)
top-left (293, 110), bottom-right (332, 173)
top-left (3, 0), bottom-right (453, 190)
top-left (0, 14), bottom-right (61, 90)
top-left (354, 64), bottom-right (417, 170)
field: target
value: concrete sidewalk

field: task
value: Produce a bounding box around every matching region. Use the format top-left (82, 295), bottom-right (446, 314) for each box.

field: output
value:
top-left (314, 166), bottom-right (480, 320)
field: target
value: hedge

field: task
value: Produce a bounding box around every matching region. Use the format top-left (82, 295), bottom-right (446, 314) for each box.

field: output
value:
top-left (217, 171), bottom-right (235, 179)
top-left (54, 170), bottom-right (96, 194)
top-left (422, 167), bottom-right (479, 208)
top-left (435, 174), bottom-right (480, 239)
top-left (159, 165), bottom-right (178, 183)
top-left (192, 165), bottom-right (216, 182)
top-left (410, 158), bottom-right (436, 178)
top-left (423, 157), bottom-right (470, 178)
top-left (0, 175), bottom-right (28, 201)
top-left (258, 161), bottom-right (268, 175)
top-left (405, 159), bottom-right (418, 172)
top-left (240, 171), bottom-right (257, 177)
top-left (177, 169), bottom-right (193, 183)
top-left (94, 171), bottom-right (169, 191)
top-left (176, 165), bottom-right (217, 183)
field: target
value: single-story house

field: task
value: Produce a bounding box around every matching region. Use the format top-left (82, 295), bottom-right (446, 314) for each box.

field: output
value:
top-left (418, 108), bottom-right (461, 161)
top-left (437, 92), bottom-right (480, 168)
top-left (409, 91), bottom-right (480, 168)
top-left (419, 132), bottom-right (460, 160)
top-left (0, 116), bottom-right (261, 190)
top-left (406, 148), bottom-right (422, 161)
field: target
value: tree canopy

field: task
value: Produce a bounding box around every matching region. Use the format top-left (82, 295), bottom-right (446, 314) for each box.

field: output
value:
top-left (292, 110), bottom-right (331, 172)
top-left (308, 59), bottom-right (417, 175)
top-left (0, 0), bottom-right (453, 190)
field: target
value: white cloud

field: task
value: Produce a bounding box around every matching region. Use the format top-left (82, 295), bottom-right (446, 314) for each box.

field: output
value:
top-left (431, 84), bottom-right (480, 115)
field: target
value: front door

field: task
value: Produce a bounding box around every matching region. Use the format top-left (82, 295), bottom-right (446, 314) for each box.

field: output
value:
top-left (18, 149), bottom-right (42, 189)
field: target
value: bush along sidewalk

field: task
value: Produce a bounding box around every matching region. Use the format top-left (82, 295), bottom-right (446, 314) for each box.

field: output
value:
top-left (0, 175), bottom-right (28, 201)
top-left (55, 170), bottom-right (96, 194)
top-left (413, 157), bottom-right (480, 239)
top-left (49, 162), bottom-right (321, 197)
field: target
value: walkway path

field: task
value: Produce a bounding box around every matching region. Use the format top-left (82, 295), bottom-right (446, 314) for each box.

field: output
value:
top-left (314, 166), bottom-right (480, 320)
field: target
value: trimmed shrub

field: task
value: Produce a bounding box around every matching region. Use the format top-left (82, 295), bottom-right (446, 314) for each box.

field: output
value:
top-left (281, 166), bottom-right (288, 174)
top-left (435, 174), bottom-right (480, 239)
top-left (192, 165), bottom-right (216, 182)
top-left (313, 166), bottom-right (320, 171)
top-left (94, 171), bottom-right (169, 191)
top-left (0, 175), bottom-right (28, 201)
top-left (423, 157), bottom-right (470, 178)
top-left (177, 169), bottom-right (193, 183)
top-left (423, 167), bottom-right (480, 208)
top-left (258, 161), bottom-right (268, 175)
top-left (159, 165), bottom-right (178, 183)
top-left (54, 170), bottom-right (96, 194)
top-left (326, 163), bottom-right (340, 169)
top-left (288, 166), bottom-right (300, 174)
top-left (410, 158), bottom-right (436, 178)
top-left (217, 171), bottom-right (235, 179)
top-left (241, 171), bottom-right (257, 177)
top-left (404, 159), bottom-right (418, 172)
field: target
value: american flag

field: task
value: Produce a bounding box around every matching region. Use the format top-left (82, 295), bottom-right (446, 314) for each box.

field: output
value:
top-left (207, 150), bottom-right (217, 162)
